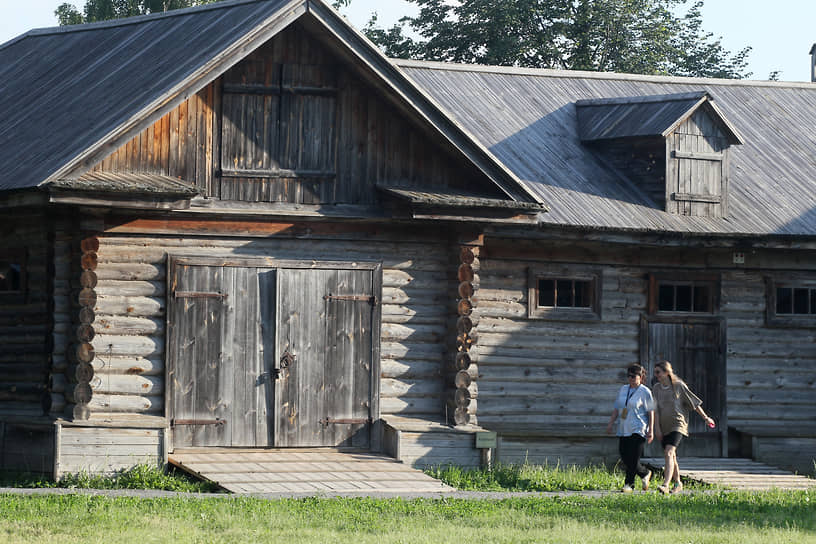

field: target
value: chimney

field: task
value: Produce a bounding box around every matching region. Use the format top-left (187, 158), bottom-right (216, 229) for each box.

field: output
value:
top-left (811, 44), bottom-right (816, 82)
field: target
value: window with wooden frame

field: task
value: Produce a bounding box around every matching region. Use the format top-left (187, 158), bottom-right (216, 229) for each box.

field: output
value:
top-left (0, 248), bottom-right (26, 303)
top-left (527, 266), bottom-right (601, 320)
top-left (765, 276), bottom-right (816, 328)
top-left (648, 273), bottom-right (718, 315)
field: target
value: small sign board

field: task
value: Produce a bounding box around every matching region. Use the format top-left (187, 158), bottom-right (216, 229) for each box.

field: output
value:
top-left (475, 431), bottom-right (497, 449)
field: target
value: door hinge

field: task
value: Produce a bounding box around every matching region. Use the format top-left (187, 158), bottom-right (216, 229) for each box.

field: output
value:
top-left (174, 291), bottom-right (227, 299)
top-left (170, 418), bottom-right (226, 427)
top-left (323, 294), bottom-right (378, 304)
top-left (319, 417), bottom-right (371, 427)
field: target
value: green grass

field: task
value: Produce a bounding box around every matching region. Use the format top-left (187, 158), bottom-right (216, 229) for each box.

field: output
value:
top-left (425, 462), bottom-right (712, 492)
top-left (0, 464), bottom-right (219, 493)
top-left (0, 491), bottom-right (814, 543)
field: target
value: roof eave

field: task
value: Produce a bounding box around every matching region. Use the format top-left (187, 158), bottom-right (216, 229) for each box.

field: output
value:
top-left (42, 0), bottom-right (309, 185)
top-left (661, 94), bottom-right (743, 145)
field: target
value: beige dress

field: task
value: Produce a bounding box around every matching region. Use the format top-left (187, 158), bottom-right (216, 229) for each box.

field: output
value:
top-left (652, 379), bottom-right (702, 437)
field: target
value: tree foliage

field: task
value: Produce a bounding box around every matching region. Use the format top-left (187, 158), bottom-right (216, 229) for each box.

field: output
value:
top-left (55, 0), bottom-right (219, 25)
top-left (56, 0), bottom-right (352, 24)
top-left (362, 0), bottom-right (751, 78)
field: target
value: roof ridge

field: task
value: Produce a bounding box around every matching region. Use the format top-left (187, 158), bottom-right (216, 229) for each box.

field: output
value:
top-left (394, 58), bottom-right (816, 90)
top-left (575, 91), bottom-right (708, 107)
top-left (9, 0), bottom-right (272, 40)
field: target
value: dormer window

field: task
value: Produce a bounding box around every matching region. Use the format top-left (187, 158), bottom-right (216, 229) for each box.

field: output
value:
top-left (576, 92), bottom-right (742, 218)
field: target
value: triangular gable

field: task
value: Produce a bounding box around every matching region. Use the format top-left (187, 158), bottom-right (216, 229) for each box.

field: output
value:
top-left (576, 91), bottom-right (742, 144)
top-left (0, 0), bottom-right (538, 205)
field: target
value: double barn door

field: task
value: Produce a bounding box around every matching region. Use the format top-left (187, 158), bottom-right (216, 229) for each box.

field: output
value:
top-left (167, 258), bottom-right (379, 449)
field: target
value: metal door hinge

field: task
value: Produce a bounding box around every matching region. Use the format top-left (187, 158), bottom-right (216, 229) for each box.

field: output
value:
top-left (319, 417), bottom-right (371, 427)
top-left (323, 294), bottom-right (378, 304)
top-left (174, 291), bottom-right (227, 299)
top-left (171, 418), bottom-right (226, 427)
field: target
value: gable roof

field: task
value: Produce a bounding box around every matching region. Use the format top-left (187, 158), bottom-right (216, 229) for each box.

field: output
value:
top-left (0, 0), bottom-right (536, 203)
top-left (397, 60), bottom-right (816, 237)
top-left (575, 91), bottom-right (742, 144)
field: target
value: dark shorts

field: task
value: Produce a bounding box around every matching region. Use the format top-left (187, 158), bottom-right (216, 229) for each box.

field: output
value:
top-left (661, 431), bottom-right (684, 449)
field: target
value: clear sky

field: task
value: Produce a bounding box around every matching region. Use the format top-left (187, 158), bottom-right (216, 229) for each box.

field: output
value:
top-left (2, 0), bottom-right (814, 82)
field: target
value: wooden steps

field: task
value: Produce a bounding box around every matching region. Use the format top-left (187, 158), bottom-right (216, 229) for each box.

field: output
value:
top-left (169, 447), bottom-right (454, 494)
top-left (642, 457), bottom-right (816, 491)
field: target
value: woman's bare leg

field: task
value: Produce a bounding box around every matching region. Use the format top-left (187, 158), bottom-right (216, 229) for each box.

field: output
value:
top-left (663, 445), bottom-right (677, 486)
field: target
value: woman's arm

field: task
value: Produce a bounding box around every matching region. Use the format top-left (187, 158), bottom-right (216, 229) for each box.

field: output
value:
top-left (653, 414), bottom-right (663, 440)
top-left (694, 405), bottom-right (715, 427)
top-left (606, 409), bottom-right (619, 435)
top-left (647, 410), bottom-right (654, 444)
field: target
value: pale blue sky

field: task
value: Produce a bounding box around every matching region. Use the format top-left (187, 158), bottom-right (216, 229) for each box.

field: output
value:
top-left (1, 0), bottom-right (814, 81)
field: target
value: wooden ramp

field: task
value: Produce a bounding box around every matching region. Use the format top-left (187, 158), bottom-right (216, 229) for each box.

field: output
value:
top-left (642, 457), bottom-right (816, 491)
top-left (168, 448), bottom-right (455, 494)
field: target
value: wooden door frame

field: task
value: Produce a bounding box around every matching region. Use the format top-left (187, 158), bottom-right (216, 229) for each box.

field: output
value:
top-left (639, 314), bottom-right (728, 456)
top-left (165, 255), bottom-right (383, 451)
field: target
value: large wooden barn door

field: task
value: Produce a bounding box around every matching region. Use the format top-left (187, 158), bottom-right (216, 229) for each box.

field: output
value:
top-left (167, 262), bottom-right (272, 448)
top-left (642, 318), bottom-right (726, 455)
top-left (274, 268), bottom-right (375, 448)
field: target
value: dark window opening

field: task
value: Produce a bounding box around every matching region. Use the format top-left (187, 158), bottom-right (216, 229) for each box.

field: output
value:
top-left (657, 282), bottom-right (712, 313)
top-left (0, 262), bottom-right (21, 292)
top-left (776, 286), bottom-right (816, 315)
top-left (538, 278), bottom-right (592, 309)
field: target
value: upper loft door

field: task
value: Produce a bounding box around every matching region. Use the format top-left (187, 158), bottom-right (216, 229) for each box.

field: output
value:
top-left (167, 262), bottom-right (272, 448)
top-left (666, 109), bottom-right (730, 217)
top-left (274, 267), bottom-right (377, 448)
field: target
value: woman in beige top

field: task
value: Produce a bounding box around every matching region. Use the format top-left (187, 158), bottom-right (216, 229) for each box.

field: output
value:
top-left (652, 361), bottom-right (715, 494)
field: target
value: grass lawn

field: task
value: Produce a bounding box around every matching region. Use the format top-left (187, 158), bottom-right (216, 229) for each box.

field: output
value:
top-left (1, 464), bottom-right (813, 542)
top-left (1, 491), bottom-right (815, 543)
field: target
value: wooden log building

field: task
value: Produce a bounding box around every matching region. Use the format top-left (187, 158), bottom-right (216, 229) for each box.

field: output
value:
top-left (1, 0), bottom-right (814, 477)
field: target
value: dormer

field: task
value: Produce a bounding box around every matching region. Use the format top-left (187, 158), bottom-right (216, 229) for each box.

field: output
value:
top-left (576, 92), bottom-right (742, 218)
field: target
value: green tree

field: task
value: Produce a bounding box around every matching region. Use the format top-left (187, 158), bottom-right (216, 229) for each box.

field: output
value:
top-left (56, 0), bottom-right (352, 24)
top-left (362, 0), bottom-right (751, 78)
top-left (55, 0), bottom-right (219, 25)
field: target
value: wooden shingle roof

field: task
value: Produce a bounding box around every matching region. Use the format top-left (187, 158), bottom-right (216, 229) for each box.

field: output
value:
top-left (575, 91), bottom-right (742, 144)
top-left (398, 60), bottom-right (816, 237)
top-left (0, 0), bottom-right (537, 204)
top-left (0, 0), bottom-right (301, 193)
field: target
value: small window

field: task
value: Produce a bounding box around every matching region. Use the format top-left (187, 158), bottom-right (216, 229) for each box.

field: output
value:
top-left (767, 277), bottom-right (816, 327)
top-left (0, 249), bottom-right (26, 302)
top-left (657, 282), bottom-right (712, 313)
top-left (538, 278), bottom-right (593, 309)
top-left (528, 267), bottom-right (601, 320)
top-left (648, 273), bottom-right (718, 315)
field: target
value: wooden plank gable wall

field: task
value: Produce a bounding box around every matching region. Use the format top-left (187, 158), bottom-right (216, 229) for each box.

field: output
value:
top-left (90, 22), bottom-right (498, 205)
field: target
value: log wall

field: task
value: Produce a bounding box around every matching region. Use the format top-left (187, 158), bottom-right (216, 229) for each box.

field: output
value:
top-left (0, 213), bottom-right (51, 418)
top-left (74, 222), bottom-right (451, 423)
top-left (476, 238), bottom-right (816, 465)
top-left (0, 421), bottom-right (54, 474)
top-left (721, 270), bottom-right (816, 431)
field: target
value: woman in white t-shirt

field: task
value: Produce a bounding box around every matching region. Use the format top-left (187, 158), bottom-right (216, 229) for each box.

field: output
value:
top-left (606, 364), bottom-right (655, 493)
